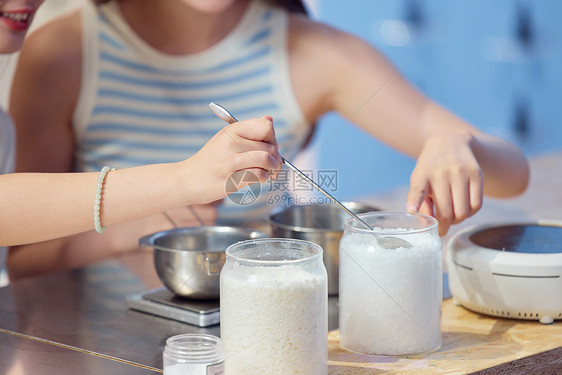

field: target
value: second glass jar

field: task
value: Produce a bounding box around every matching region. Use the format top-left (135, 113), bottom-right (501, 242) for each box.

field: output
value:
top-left (339, 212), bottom-right (442, 356)
top-left (220, 238), bottom-right (327, 374)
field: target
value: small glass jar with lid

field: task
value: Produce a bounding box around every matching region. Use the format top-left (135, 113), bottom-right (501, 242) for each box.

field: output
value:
top-left (163, 333), bottom-right (224, 375)
top-left (220, 238), bottom-right (327, 374)
top-left (339, 212), bottom-right (442, 356)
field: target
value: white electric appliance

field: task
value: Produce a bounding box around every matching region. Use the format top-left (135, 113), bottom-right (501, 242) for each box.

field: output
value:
top-left (447, 221), bottom-right (562, 324)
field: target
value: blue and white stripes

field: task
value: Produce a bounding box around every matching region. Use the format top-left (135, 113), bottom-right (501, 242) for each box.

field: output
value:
top-left (73, 0), bottom-right (309, 220)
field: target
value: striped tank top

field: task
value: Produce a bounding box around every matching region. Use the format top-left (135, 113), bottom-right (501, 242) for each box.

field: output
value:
top-left (74, 0), bottom-right (310, 222)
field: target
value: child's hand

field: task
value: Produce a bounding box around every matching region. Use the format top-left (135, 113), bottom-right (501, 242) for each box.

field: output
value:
top-left (406, 132), bottom-right (483, 236)
top-left (184, 116), bottom-right (283, 203)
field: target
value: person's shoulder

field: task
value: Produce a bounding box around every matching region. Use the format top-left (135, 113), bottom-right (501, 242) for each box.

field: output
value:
top-left (288, 15), bottom-right (341, 47)
top-left (13, 10), bottom-right (83, 102)
top-left (22, 10), bottom-right (82, 69)
top-left (287, 15), bottom-right (376, 63)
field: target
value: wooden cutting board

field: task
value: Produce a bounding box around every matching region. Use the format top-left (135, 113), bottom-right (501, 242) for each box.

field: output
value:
top-left (328, 299), bottom-right (562, 374)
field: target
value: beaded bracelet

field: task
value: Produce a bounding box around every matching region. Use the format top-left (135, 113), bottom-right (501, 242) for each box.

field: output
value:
top-left (94, 166), bottom-right (115, 234)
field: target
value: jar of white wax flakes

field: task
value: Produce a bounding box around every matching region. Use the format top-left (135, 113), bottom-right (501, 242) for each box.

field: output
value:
top-left (339, 212), bottom-right (442, 356)
top-left (220, 238), bottom-right (328, 375)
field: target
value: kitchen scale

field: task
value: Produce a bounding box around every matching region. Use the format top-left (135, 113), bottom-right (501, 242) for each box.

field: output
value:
top-left (447, 221), bottom-right (562, 324)
top-left (126, 288), bottom-right (220, 327)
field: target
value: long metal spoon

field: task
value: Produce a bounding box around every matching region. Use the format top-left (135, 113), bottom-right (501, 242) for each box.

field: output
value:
top-left (208, 102), bottom-right (413, 249)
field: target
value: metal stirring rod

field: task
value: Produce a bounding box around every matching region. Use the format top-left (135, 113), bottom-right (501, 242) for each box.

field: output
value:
top-left (208, 102), bottom-right (374, 230)
top-left (209, 103), bottom-right (414, 318)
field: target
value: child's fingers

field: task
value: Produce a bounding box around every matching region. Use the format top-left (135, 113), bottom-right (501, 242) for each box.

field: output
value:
top-left (239, 140), bottom-right (283, 171)
top-left (232, 150), bottom-right (279, 179)
top-left (431, 181), bottom-right (453, 236)
top-left (419, 198), bottom-right (434, 217)
top-left (229, 117), bottom-right (278, 146)
top-left (406, 178), bottom-right (429, 213)
top-left (449, 170), bottom-right (482, 224)
top-left (469, 173), bottom-right (483, 214)
top-left (450, 176), bottom-right (471, 224)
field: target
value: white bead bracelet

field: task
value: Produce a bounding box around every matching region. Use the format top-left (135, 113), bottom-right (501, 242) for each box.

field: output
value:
top-left (94, 166), bottom-right (115, 234)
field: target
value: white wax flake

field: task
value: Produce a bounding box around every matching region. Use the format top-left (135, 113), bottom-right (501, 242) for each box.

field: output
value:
top-left (221, 265), bottom-right (327, 374)
top-left (339, 231), bottom-right (442, 355)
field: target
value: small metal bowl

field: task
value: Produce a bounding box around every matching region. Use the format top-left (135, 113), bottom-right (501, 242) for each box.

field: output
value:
top-left (269, 202), bottom-right (379, 295)
top-left (139, 226), bottom-right (267, 299)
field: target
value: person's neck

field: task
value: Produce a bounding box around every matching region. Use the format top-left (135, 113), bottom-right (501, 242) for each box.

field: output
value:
top-left (117, 0), bottom-right (251, 55)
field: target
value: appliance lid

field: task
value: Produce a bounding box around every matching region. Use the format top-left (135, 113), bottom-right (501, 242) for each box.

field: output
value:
top-left (469, 224), bottom-right (562, 254)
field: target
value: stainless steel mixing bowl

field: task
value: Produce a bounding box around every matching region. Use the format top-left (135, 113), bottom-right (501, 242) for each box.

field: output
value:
top-left (269, 202), bottom-right (379, 295)
top-left (139, 226), bottom-right (267, 299)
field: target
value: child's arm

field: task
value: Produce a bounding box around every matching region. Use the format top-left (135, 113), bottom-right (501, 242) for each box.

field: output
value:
top-left (288, 16), bottom-right (529, 235)
top-left (405, 104), bottom-right (529, 235)
top-left (0, 118), bottom-right (281, 246)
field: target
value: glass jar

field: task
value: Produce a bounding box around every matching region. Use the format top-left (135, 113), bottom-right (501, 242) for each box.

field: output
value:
top-left (339, 212), bottom-right (442, 356)
top-left (163, 334), bottom-right (224, 375)
top-left (220, 238), bottom-right (327, 375)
